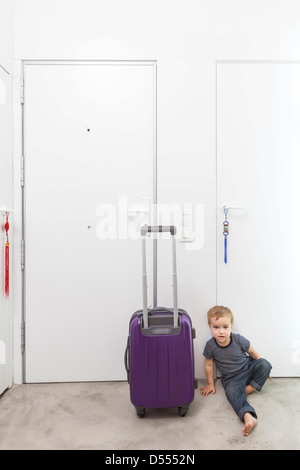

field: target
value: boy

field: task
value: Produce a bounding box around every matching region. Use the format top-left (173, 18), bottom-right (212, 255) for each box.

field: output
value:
top-left (200, 306), bottom-right (272, 436)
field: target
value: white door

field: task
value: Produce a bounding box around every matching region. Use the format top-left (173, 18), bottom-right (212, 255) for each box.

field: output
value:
top-left (0, 67), bottom-right (12, 395)
top-left (217, 62), bottom-right (300, 377)
top-left (24, 62), bottom-right (156, 382)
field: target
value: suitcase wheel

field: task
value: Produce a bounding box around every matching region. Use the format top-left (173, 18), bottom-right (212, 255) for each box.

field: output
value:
top-left (136, 407), bottom-right (146, 418)
top-left (178, 405), bottom-right (189, 417)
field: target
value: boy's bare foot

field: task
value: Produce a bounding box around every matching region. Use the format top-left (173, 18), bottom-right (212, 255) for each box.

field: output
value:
top-left (245, 384), bottom-right (256, 395)
top-left (242, 412), bottom-right (257, 436)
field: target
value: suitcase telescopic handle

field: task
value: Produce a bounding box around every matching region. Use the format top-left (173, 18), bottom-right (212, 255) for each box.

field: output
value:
top-left (140, 225), bottom-right (178, 329)
top-left (140, 225), bottom-right (176, 236)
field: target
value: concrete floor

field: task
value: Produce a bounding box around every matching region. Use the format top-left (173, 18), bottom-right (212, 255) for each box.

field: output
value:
top-left (0, 378), bottom-right (299, 450)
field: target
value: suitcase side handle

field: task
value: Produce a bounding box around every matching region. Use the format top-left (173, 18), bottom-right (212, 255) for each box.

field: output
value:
top-left (140, 225), bottom-right (178, 329)
top-left (124, 336), bottom-right (130, 383)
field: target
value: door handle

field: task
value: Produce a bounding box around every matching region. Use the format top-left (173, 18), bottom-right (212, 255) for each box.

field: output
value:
top-left (127, 196), bottom-right (150, 217)
top-left (127, 209), bottom-right (148, 216)
top-left (222, 205), bottom-right (245, 212)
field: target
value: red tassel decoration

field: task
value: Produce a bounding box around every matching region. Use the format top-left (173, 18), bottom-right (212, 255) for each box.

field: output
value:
top-left (4, 213), bottom-right (9, 298)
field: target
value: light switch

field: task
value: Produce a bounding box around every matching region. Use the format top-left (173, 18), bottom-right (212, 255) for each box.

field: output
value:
top-left (181, 204), bottom-right (193, 240)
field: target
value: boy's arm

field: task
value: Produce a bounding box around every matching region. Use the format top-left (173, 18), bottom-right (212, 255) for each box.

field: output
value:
top-left (248, 345), bottom-right (260, 360)
top-left (200, 358), bottom-right (216, 396)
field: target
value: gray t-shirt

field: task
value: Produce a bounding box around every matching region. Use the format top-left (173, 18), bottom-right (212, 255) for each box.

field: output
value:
top-left (203, 333), bottom-right (250, 379)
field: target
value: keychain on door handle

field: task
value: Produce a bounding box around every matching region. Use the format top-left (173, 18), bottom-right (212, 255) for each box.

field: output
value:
top-left (4, 212), bottom-right (9, 297)
top-left (223, 206), bottom-right (229, 264)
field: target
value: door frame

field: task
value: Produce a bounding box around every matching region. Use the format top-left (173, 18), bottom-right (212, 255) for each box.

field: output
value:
top-left (21, 60), bottom-right (158, 383)
top-left (0, 65), bottom-right (13, 395)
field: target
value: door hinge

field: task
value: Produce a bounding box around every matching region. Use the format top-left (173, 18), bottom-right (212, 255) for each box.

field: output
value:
top-left (20, 74), bottom-right (24, 104)
top-left (21, 321), bottom-right (25, 353)
top-left (20, 156), bottom-right (25, 187)
top-left (21, 239), bottom-right (25, 270)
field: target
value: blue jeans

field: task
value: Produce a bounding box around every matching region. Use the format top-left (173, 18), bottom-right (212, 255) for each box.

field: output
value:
top-left (221, 358), bottom-right (272, 422)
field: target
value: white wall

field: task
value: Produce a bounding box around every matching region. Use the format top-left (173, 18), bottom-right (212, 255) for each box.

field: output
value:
top-left (0, 0), bottom-right (13, 195)
top-left (12, 0), bottom-right (300, 381)
top-left (0, 0), bottom-right (13, 73)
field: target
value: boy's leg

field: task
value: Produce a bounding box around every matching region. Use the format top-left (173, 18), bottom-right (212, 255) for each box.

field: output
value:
top-left (247, 358), bottom-right (272, 392)
top-left (222, 377), bottom-right (257, 423)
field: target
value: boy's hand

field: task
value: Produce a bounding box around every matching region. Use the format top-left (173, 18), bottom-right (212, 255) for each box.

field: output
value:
top-left (200, 384), bottom-right (216, 396)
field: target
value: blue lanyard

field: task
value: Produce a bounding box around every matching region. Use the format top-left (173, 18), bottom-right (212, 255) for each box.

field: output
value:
top-left (223, 206), bottom-right (229, 264)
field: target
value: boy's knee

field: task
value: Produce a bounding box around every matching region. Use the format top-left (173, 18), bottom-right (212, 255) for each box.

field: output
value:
top-left (258, 358), bottom-right (272, 375)
top-left (250, 358), bottom-right (272, 391)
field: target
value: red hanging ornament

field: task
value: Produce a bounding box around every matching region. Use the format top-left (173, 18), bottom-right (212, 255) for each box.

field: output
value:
top-left (4, 213), bottom-right (9, 298)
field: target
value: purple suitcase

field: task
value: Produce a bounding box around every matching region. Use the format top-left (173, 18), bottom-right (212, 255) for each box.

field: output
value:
top-left (125, 226), bottom-right (197, 417)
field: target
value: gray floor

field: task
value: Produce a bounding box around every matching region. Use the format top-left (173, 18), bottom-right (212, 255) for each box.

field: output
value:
top-left (0, 378), bottom-right (299, 450)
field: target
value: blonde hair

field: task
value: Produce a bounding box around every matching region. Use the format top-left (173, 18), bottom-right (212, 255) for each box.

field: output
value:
top-left (207, 306), bottom-right (234, 326)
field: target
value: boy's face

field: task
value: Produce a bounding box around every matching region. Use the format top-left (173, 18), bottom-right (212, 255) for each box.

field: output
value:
top-left (209, 315), bottom-right (232, 346)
